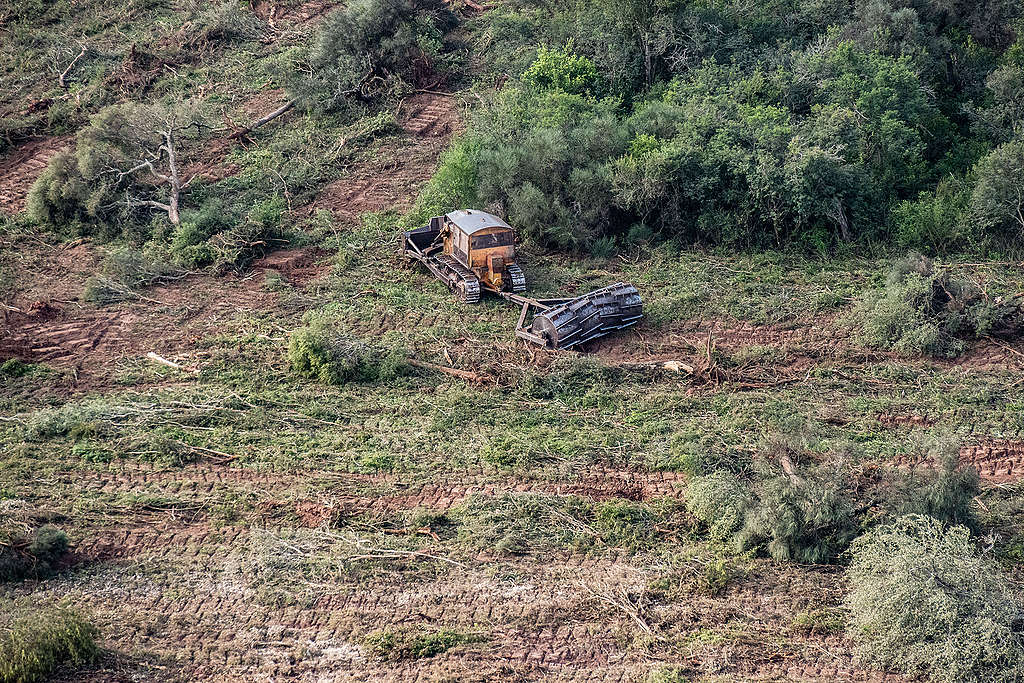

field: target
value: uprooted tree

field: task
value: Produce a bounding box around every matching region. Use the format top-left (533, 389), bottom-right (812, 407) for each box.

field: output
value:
top-left (28, 100), bottom-right (206, 233)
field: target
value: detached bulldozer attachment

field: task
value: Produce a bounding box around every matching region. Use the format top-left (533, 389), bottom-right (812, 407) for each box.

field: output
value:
top-left (402, 210), bottom-right (643, 349)
top-left (506, 283), bottom-right (643, 350)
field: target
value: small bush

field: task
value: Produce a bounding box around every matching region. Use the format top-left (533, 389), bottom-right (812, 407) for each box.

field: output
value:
top-left (81, 247), bottom-right (184, 304)
top-left (364, 628), bottom-right (483, 660)
top-left (523, 44), bottom-right (599, 95)
top-left (0, 607), bottom-right (99, 683)
top-left (0, 359), bottom-right (42, 378)
top-left (894, 441), bottom-right (979, 530)
top-left (0, 526), bottom-right (70, 582)
top-left (288, 326), bottom-right (409, 385)
top-left (289, 0), bottom-right (460, 114)
top-left (736, 467), bottom-right (858, 564)
top-left (847, 515), bottom-right (1024, 682)
top-left (594, 499), bottom-right (661, 549)
top-left (686, 470), bottom-right (751, 542)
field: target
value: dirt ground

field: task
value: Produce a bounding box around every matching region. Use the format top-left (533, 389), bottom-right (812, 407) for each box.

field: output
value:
top-left (2, 84), bottom-right (1022, 683)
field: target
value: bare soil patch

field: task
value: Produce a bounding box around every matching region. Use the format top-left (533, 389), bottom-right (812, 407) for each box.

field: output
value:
top-left (1, 244), bottom-right (331, 388)
top-left (312, 93), bottom-right (461, 220)
top-left (0, 136), bottom-right (70, 214)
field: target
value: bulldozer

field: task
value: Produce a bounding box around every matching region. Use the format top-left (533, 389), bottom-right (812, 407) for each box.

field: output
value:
top-left (402, 209), bottom-right (643, 349)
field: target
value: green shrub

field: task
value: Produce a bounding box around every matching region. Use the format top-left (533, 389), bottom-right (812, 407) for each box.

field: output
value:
top-left (594, 499), bottom-right (660, 549)
top-left (287, 326), bottom-right (409, 385)
top-left (364, 628), bottom-right (483, 660)
top-left (891, 180), bottom-right (974, 252)
top-left (0, 607), bottom-right (99, 683)
top-left (736, 466), bottom-right (858, 564)
top-left (289, 0), bottom-right (460, 114)
top-left (852, 254), bottom-right (1023, 357)
top-left (0, 526), bottom-right (70, 582)
top-left (523, 44), bottom-right (599, 95)
top-left (0, 359), bottom-right (40, 378)
top-left (686, 470), bottom-right (752, 542)
top-left (847, 515), bottom-right (1024, 682)
top-left (894, 442), bottom-right (979, 530)
top-left (80, 247), bottom-right (183, 304)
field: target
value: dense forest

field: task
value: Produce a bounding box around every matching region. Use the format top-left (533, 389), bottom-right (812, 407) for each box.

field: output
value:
top-left (408, 0), bottom-right (1024, 253)
top-left (9, 0), bottom-right (1024, 258)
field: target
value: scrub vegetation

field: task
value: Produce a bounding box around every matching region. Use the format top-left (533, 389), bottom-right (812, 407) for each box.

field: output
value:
top-left (1, 0), bottom-right (1023, 681)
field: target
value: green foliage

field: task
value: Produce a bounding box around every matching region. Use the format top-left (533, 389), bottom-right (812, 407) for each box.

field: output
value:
top-left (736, 464), bottom-right (858, 564)
top-left (0, 608), bottom-right (99, 683)
top-left (452, 494), bottom-right (671, 555)
top-left (892, 180), bottom-right (974, 252)
top-left (847, 515), bottom-right (1024, 682)
top-left (852, 254), bottom-right (1023, 356)
top-left (523, 44), bottom-right (598, 95)
top-left (0, 527), bottom-right (70, 582)
top-left (81, 247), bottom-right (183, 304)
top-left (524, 354), bottom-right (620, 400)
top-left (416, 0), bottom-right (1024, 253)
top-left (895, 442), bottom-right (980, 530)
top-left (407, 136), bottom-right (480, 223)
top-left (686, 470), bottom-right (751, 542)
top-left (365, 628), bottom-right (484, 660)
top-left (644, 666), bottom-right (690, 683)
top-left (289, 0), bottom-right (460, 114)
top-left (27, 100), bottom-right (205, 237)
top-left (0, 359), bottom-right (44, 379)
top-left (971, 138), bottom-right (1024, 240)
top-left (287, 326), bottom-right (410, 385)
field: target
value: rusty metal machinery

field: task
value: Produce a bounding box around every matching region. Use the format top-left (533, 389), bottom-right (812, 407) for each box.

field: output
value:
top-left (402, 210), bottom-right (643, 350)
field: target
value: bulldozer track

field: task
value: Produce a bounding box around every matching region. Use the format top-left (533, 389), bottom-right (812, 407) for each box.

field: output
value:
top-left (433, 254), bottom-right (481, 303)
top-left (50, 524), bottom-right (896, 682)
top-left (507, 262), bottom-right (527, 293)
top-left (65, 465), bottom-right (688, 512)
top-left (0, 310), bottom-right (121, 362)
top-left (889, 441), bottom-right (1024, 483)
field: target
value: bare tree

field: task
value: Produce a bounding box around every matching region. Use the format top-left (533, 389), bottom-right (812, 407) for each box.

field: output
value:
top-left (77, 100), bottom-right (206, 226)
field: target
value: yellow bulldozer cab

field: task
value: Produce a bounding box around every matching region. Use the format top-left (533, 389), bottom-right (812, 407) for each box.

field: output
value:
top-left (442, 210), bottom-right (516, 290)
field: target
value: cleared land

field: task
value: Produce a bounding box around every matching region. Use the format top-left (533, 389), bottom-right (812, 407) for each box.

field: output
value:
top-left (2, 1), bottom-right (1023, 681)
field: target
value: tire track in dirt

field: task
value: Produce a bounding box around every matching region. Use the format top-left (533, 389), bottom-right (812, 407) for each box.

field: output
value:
top-left (889, 441), bottom-right (1024, 483)
top-left (54, 547), bottom-right (897, 682)
top-left (0, 136), bottom-right (70, 214)
top-left (312, 93), bottom-right (459, 220)
top-left (71, 464), bottom-right (688, 524)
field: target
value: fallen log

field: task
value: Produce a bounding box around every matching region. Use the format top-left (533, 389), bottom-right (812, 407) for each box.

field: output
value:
top-left (407, 358), bottom-right (490, 384)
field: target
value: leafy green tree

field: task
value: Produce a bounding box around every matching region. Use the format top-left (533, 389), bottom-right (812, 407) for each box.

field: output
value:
top-left (522, 44), bottom-right (598, 95)
top-left (970, 138), bottom-right (1024, 239)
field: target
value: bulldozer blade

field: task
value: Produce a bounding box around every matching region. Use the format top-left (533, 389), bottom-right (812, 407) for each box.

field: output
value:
top-left (528, 282), bottom-right (643, 349)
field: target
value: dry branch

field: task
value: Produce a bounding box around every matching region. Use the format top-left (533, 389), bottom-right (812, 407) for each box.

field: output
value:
top-left (58, 45), bottom-right (87, 90)
top-left (228, 100), bottom-right (295, 140)
top-left (407, 359), bottom-right (491, 384)
top-left (146, 351), bottom-right (198, 373)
